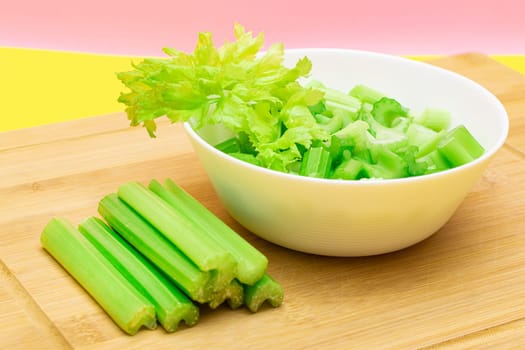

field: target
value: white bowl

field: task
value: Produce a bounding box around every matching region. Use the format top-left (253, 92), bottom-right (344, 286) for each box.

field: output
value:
top-left (184, 49), bottom-right (509, 256)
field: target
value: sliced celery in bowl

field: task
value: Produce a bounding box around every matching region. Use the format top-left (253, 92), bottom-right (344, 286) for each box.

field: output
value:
top-left (183, 48), bottom-right (509, 256)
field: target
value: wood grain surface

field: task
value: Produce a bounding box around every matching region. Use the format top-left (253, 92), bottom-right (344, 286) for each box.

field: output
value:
top-left (1, 53), bottom-right (524, 349)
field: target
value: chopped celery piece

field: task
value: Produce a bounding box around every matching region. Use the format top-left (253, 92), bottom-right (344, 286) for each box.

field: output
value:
top-left (403, 145), bottom-right (428, 176)
top-left (308, 100), bottom-right (327, 115)
top-left (150, 178), bottom-right (268, 286)
top-left (420, 150), bottom-right (450, 174)
top-left (331, 158), bottom-right (363, 180)
top-left (417, 108), bottom-right (451, 132)
top-left (118, 182), bottom-right (236, 292)
top-left (332, 120), bottom-right (370, 153)
top-left (364, 147), bottom-right (408, 179)
top-left (208, 279), bottom-right (244, 310)
top-left (318, 113), bottom-right (344, 134)
top-left (406, 123), bottom-right (445, 157)
top-left (215, 137), bottom-right (241, 154)
top-left (299, 146), bottom-right (332, 178)
top-left (41, 218), bottom-right (156, 335)
top-left (78, 217), bottom-right (199, 332)
top-left (319, 85), bottom-right (361, 114)
top-left (371, 97), bottom-right (408, 127)
top-left (349, 84), bottom-right (385, 104)
top-left (98, 193), bottom-right (211, 302)
top-left (244, 274), bottom-right (284, 313)
top-left (438, 125), bottom-right (485, 167)
top-left (369, 119), bottom-right (409, 152)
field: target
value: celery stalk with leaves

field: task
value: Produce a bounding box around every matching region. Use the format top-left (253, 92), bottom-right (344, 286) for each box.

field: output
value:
top-left (117, 23), bottom-right (327, 172)
top-left (117, 24), bottom-right (484, 180)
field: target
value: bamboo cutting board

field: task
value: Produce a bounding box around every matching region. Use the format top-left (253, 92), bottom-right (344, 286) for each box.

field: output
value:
top-left (1, 53), bottom-right (525, 349)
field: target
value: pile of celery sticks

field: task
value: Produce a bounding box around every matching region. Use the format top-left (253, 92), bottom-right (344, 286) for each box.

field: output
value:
top-left (41, 178), bottom-right (282, 335)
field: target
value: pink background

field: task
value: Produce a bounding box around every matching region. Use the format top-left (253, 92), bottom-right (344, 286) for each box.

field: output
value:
top-left (1, 0), bottom-right (523, 56)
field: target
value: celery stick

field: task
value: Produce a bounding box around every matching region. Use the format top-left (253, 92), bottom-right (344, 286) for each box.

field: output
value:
top-left (98, 194), bottom-right (211, 302)
top-left (150, 178), bottom-right (268, 286)
top-left (299, 146), bottom-right (332, 178)
top-left (333, 120), bottom-right (370, 152)
top-left (331, 158), bottom-right (363, 180)
top-left (406, 123), bottom-right (445, 157)
top-left (41, 218), bottom-right (156, 335)
top-left (349, 84), bottom-right (385, 104)
top-left (420, 150), bottom-right (450, 174)
top-left (322, 86), bottom-right (362, 114)
top-left (438, 125), bottom-right (485, 167)
top-left (438, 137), bottom-right (475, 167)
top-left (416, 108), bottom-right (451, 132)
top-left (243, 274), bottom-right (284, 313)
top-left (78, 217), bottom-right (199, 332)
top-left (118, 182), bottom-right (236, 291)
top-left (371, 97), bottom-right (408, 127)
top-left (364, 147), bottom-right (408, 179)
top-left (318, 113), bottom-right (344, 134)
top-left (208, 279), bottom-right (244, 310)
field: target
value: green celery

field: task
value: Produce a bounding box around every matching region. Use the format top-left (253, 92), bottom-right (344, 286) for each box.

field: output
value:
top-left (438, 125), bottom-right (485, 167)
top-left (41, 218), bottom-right (156, 335)
top-left (244, 274), bottom-right (284, 313)
top-left (78, 217), bottom-right (199, 332)
top-left (308, 100), bottom-right (327, 115)
top-left (227, 152), bottom-right (261, 166)
top-left (149, 178), bottom-right (268, 286)
top-left (416, 108), bottom-right (451, 132)
top-left (321, 86), bottom-right (362, 115)
top-left (370, 120), bottom-right (409, 153)
top-left (332, 120), bottom-right (370, 154)
top-left (420, 150), bottom-right (451, 174)
top-left (299, 146), bottom-right (332, 178)
top-left (215, 137), bottom-right (241, 154)
top-left (371, 97), bottom-right (408, 127)
top-left (406, 123), bottom-right (445, 157)
top-left (208, 279), bottom-right (244, 310)
top-left (118, 182), bottom-right (237, 292)
top-left (402, 145), bottom-right (428, 177)
top-left (349, 84), bottom-right (385, 104)
top-left (364, 146), bottom-right (408, 179)
top-left (98, 193), bottom-right (211, 302)
top-left (237, 131), bottom-right (257, 155)
top-left (318, 113), bottom-right (344, 134)
top-left (331, 158), bottom-right (364, 180)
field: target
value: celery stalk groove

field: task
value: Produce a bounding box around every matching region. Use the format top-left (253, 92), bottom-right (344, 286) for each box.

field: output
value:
top-left (149, 178), bottom-right (268, 285)
top-left (98, 193), bottom-right (211, 302)
top-left (117, 182), bottom-right (237, 291)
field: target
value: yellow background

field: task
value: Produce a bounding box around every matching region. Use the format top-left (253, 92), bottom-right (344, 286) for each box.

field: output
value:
top-left (1, 48), bottom-right (524, 132)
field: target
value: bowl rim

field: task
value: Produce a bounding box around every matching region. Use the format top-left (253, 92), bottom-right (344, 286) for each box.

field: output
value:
top-left (184, 48), bottom-right (509, 186)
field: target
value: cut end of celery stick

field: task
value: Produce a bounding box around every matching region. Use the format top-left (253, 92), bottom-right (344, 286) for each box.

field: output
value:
top-left (117, 182), bottom-right (236, 280)
top-left (97, 193), bottom-right (210, 303)
top-left (41, 217), bottom-right (156, 335)
top-left (208, 279), bottom-right (244, 310)
top-left (244, 274), bottom-right (284, 313)
top-left (154, 178), bottom-right (268, 285)
top-left (78, 217), bottom-right (200, 333)
top-left (163, 304), bottom-right (200, 332)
